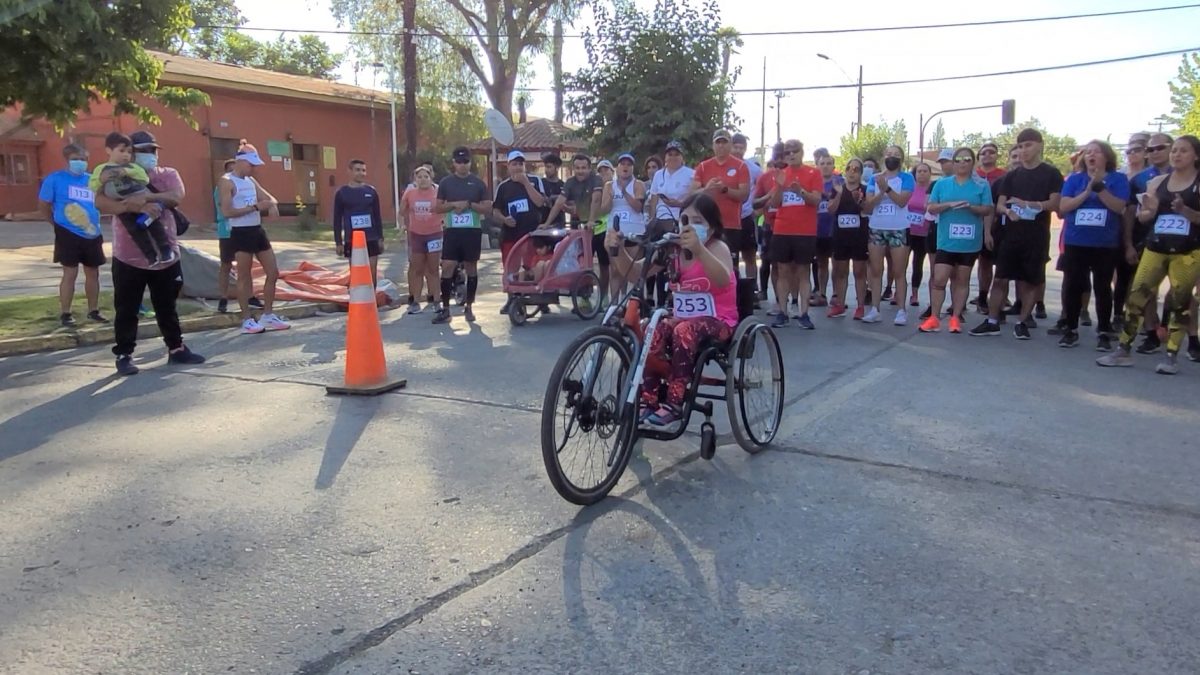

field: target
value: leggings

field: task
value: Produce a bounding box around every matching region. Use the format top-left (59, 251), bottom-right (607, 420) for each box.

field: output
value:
top-left (642, 316), bottom-right (734, 409)
top-left (1113, 254), bottom-right (1136, 319)
top-left (1062, 245), bottom-right (1116, 331)
top-left (1117, 248), bottom-right (1200, 354)
top-left (909, 234), bottom-right (928, 292)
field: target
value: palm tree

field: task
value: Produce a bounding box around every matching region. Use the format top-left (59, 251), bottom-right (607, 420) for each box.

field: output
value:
top-left (716, 25), bottom-right (742, 84)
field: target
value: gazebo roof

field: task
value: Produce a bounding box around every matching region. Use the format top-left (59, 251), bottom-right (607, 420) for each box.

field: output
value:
top-left (467, 118), bottom-right (588, 154)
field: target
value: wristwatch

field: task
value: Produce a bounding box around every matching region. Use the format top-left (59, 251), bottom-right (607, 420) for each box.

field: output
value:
top-left (885, 186), bottom-right (893, 194)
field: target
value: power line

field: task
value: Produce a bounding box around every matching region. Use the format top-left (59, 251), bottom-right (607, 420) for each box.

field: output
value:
top-left (192, 3), bottom-right (1200, 40)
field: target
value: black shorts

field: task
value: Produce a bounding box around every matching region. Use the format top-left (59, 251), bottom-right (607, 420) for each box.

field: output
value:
top-left (770, 234), bottom-right (816, 265)
top-left (229, 226), bottom-right (272, 255)
top-left (53, 227), bottom-right (106, 268)
top-left (343, 239), bottom-right (382, 259)
top-left (980, 220), bottom-right (1004, 261)
top-left (734, 216), bottom-right (757, 253)
top-left (934, 250), bottom-right (979, 268)
top-left (994, 224), bottom-right (1047, 284)
top-left (926, 227), bottom-right (938, 254)
top-left (219, 237), bottom-right (236, 264)
top-left (442, 228), bottom-right (482, 263)
top-left (815, 237), bottom-right (833, 258)
top-left (591, 232), bottom-right (610, 266)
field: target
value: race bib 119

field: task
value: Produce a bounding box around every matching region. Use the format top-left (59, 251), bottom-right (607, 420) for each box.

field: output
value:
top-left (1153, 214), bottom-right (1190, 236)
top-left (1074, 208), bottom-right (1107, 227)
top-left (672, 292), bottom-right (716, 319)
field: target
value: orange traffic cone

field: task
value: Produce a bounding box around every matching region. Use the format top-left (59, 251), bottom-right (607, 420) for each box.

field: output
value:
top-left (326, 230), bottom-right (407, 396)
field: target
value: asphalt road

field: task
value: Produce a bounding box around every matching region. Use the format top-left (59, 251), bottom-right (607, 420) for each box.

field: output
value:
top-left (1, 267), bottom-right (1198, 675)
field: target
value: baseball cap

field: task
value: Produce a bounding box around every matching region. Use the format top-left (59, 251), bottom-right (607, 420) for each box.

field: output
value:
top-left (712, 128), bottom-right (732, 142)
top-left (665, 140), bottom-right (683, 153)
top-left (596, 159), bottom-right (614, 170)
top-left (506, 150), bottom-right (526, 162)
top-left (731, 133), bottom-right (749, 145)
top-left (452, 146), bottom-right (471, 163)
top-left (235, 142), bottom-right (265, 166)
top-left (129, 130), bottom-right (161, 150)
top-left (616, 152), bottom-right (635, 164)
top-left (937, 148), bottom-right (955, 163)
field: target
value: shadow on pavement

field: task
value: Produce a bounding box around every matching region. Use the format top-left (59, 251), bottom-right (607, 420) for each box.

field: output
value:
top-left (315, 396), bottom-right (383, 489)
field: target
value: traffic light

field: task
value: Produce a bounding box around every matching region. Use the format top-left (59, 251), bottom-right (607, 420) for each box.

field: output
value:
top-left (1001, 99), bottom-right (1016, 126)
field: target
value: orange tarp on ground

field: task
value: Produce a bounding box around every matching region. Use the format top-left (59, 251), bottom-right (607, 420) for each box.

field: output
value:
top-left (241, 261), bottom-right (389, 307)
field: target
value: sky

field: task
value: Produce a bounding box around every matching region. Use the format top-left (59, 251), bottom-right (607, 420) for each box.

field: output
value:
top-left (236, 0), bottom-right (1198, 157)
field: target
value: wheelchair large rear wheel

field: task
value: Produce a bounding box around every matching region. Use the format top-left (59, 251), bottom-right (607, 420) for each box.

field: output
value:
top-left (541, 326), bottom-right (637, 505)
top-left (725, 320), bottom-right (784, 453)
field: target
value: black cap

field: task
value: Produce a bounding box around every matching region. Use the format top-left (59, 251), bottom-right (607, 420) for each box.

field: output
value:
top-left (451, 146), bottom-right (471, 162)
top-left (541, 152), bottom-right (562, 166)
top-left (665, 140), bottom-right (684, 153)
top-left (129, 130), bottom-right (160, 150)
top-left (731, 133), bottom-right (749, 145)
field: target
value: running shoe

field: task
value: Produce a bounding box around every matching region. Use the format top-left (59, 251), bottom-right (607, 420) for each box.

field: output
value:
top-left (826, 303), bottom-right (847, 319)
top-left (248, 297), bottom-right (264, 309)
top-left (796, 313), bottom-right (815, 330)
top-left (167, 345), bottom-right (206, 365)
top-left (1080, 310), bottom-right (1092, 327)
top-left (918, 316), bottom-right (941, 333)
top-left (87, 310), bottom-right (108, 323)
top-left (138, 304), bottom-right (155, 318)
top-left (893, 309), bottom-right (908, 326)
top-left (770, 313), bottom-right (788, 329)
top-left (1034, 301), bottom-right (1048, 319)
top-left (432, 308), bottom-right (451, 324)
top-left (1096, 348), bottom-right (1133, 367)
top-left (1004, 301), bottom-right (1022, 316)
top-left (919, 306), bottom-right (932, 319)
top-left (643, 405), bottom-right (682, 431)
top-left (853, 306), bottom-right (865, 320)
top-left (115, 354), bottom-right (139, 376)
top-left (977, 300), bottom-right (989, 315)
top-left (812, 294), bottom-right (828, 308)
top-left (408, 301), bottom-right (423, 315)
top-left (909, 293), bottom-right (919, 307)
top-left (948, 315), bottom-right (962, 334)
top-left (1057, 330), bottom-right (1079, 348)
top-left (217, 299), bottom-right (229, 313)
top-left (969, 320), bottom-right (1000, 337)
top-left (882, 286), bottom-right (893, 301)
top-left (1187, 342), bottom-right (1200, 362)
top-left (1013, 321), bottom-right (1031, 340)
top-left (1024, 316), bottom-right (1038, 329)
top-left (464, 305), bottom-right (476, 322)
top-left (1047, 319), bottom-right (1067, 336)
top-left (424, 301), bottom-right (439, 313)
top-left (60, 313), bottom-right (76, 328)
top-left (1155, 354), bottom-right (1179, 375)
top-left (260, 313), bottom-right (291, 331)
top-left (1095, 334), bottom-right (1114, 352)
top-left (862, 307), bottom-right (882, 323)
top-left (241, 318), bottom-right (265, 334)
top-left (1135, 333), bottom-right (1161, 354)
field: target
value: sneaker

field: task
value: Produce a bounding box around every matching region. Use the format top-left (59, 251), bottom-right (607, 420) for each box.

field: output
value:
top-left (893, 309), bottom-right (908, 326)
top-left (115, 354), bottom-right (139, 376)
top-left (1096, 334), bottom-right (1114, 352)
top-left (969, 320), bottom-right (1000, 337)
top-left (87, 310), bottom-right (108, 323)
top-left (1004, 301), bottom-right (1022, 317)
top-left (1112, 316), bottom-right (1125, 334)
top-left (882, 286), bottom-right (893, 301)
top-left (1047, 319), bottom-right (1067, 336)
top-left (770, 313), bottom-right (788, 329)
top-left (1024, 316), bottom-right (1037, 329)
top-left (813, 295), bottom-right (829, 308)
top-left (948, 315), bottom-right (962, 334)
top-left (60, 312), bottom-right (76, 328)
top-left (464, 305), bottom-right (476, 322)
top-left (766, 305), bottom-right (782, 317)
top-left (826, 303), bottom-right (847, 319)
top-left (642, 405), bottom-right (682, 430)
top-left (1013, 321), bottom-right (1031, 340)
top-left (918, 316), bottom-right (941, 333)
top-left (248, 297), bottom-right (264, 309)
top-left (424, 301), bottom-right (439, 314)
top-left (240, 318), bottom-right (265, 334)
top-left (158, 249), bottom-right (178, 265)
top-left (977, 300), bottom-right (989, 315)
top-left (862, 307), bottom-right (882, 323)
top-left (1187, 342), bottom-right (1200, 362)
top-left (432, 308), bottom-right (451, 324)
top-left (853, 306), bottom-right (865, 320)
top-left (909, 293), bottom-right (919, 307)
top-left (408, 301), bottom-right (423, 315)
top-left (1135, 333), bottom-right (1161, 354)
top-left (919, 306), bottom-right (932, 319)
top-left (1155, 354), bottom-right (1179, 375)
top-left (796, 313), bottom-right (815, 330)
top-left (138, 304), bottom-right (155, 319)
top-left (260, 313), bottom-right (291, 331)
top-left (1097, 348), bottom-right (1134, 367)
top-left (217, 299), bottom-right (229, 313)
top-left (168, 345), bottom-right (206, 365)
top-left (1080, 310), bottom-right (1092, 327)
top-left (1057, 330), bottom-right (1079, 348)
top-left (1034, 301), bottom-right (1048, 319)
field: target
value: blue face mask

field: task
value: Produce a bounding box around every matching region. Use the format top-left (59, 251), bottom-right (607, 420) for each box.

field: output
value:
top-left (67, 159), bottom-right (88, 175)
top-left (134, 152), bottom-right (158, 170)
top-left (862, 166), bottom-right (875, 183)
top-left (691, 223), bottom-right (709, 243)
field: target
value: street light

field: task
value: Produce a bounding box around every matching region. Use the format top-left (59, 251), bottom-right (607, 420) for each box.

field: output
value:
top-left (774, 90), bottom-right (784, 144)
top-left (817, 53), bottom-right (862, 137)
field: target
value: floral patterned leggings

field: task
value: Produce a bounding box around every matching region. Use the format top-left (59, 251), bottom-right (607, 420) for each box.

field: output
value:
top-left (641, 316), bottom-right (734, 409)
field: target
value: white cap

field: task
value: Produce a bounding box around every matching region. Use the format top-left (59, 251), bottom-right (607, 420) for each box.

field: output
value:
top-left (596, 159), bottom-right (614, 170)
top-left (506, 150), bottom-right (526, 162)
top-left (937, 148), bottom-right (955, 163)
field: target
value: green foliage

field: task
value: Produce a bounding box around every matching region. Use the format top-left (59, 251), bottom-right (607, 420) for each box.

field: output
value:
top-left (928, 120), bottom-right (947, 151)
top-left (564, 0), bottom-right (736, 162)
top-left (1181, 83), bottom-right (1200, 137)
top-left (0, 0), bottom-right (209, 130)
top-left (837, 120), bottom-right (909, 165)
top-left (953, 118), bottom-right (1078, 174)
top-left (1163, 52), bottom-right (1200, 129)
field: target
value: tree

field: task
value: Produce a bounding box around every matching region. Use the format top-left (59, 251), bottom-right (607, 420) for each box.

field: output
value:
top-left (1180, 83), bottom-right (1200, 137)
top-left (1163, 52), bottom-right (1200, 128)
top-left (838, 120), bottom-right (909, 164)
top-left (928, 120), bottom-right (947, 151)
top-left (147, 0), bottom-right (243, 55)
top-left (256, 35), bottom-right (343, 79)
top-left (953, 118), bottom-right (1078, 174)
top-left (0, 0), bottom-right (208, 129)
top-left (565, 0), bottom-right (734, 162)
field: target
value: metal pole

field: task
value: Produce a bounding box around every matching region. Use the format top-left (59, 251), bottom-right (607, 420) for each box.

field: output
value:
top-left (918, 113), bottom-right (924, 162)
top-left (774, 91), bottom-right (783, 144)
top-left (759, 57), bottom-right (767, 160)
top-left (389, 60), bottom-right (400, 225)
top-left (857, 65), bottom-right (863, 138)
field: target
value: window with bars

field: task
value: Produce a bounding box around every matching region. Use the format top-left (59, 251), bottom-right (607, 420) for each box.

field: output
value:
top-left (0, 153), bottom-right (31, 185)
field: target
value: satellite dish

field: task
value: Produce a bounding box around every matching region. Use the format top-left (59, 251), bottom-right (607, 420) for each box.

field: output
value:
top-left (484, 108), bottom-right (515, 146)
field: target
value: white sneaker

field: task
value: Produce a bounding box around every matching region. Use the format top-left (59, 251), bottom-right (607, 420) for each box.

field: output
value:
top-left (260, 313), bottom-right (291, 331)
top-left (240, 318), bottom-right (264, 334)
top-left (862, 307), bottom-right (882, 323)
top-left (424, 301), bottom-right (439, 313)
top-left (407, 301), bottom-right (422, 315)
top-left (894, 309), bottom-right (908, 326)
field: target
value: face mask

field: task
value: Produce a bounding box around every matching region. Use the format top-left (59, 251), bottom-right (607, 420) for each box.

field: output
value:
top-left (67, 159), bottom-right (88, 175)
top-left (134, 153), bottom-right (158, 170)
top-left (691, 223), bottom-right (709, 243)
top-left (862, 166), bottom-right (875, 182)
top-left (884, 157), bottom-right (901, 171)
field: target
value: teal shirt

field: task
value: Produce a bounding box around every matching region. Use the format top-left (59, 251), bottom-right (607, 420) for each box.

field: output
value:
top-left (214, 186), bottom-right (230, 238)
top-left (930, 175), bottom-right (991, 253)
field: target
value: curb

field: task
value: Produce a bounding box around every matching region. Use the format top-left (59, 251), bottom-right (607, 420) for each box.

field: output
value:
top-left (0, 302), bottom-right (344, 358)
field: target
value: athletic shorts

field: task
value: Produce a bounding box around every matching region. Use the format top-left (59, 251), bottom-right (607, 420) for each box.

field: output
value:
top-left (980, 221), bottom-right (1003, 261)
top-left (832, 235), bottom-right (869, 262)
top-left (218, 237), bottom-right (236, 264)
top-left (926, 227), bottom-right (938, 254)
top-left (869, 228), bottom-right (908, 248)
top-left (591, 232), bottom-right (610, 266)
top-left (815, 237), bottom-right (833, 258)
top-left (934, 250), bottom-right (979, 268)
top-left (408, 231), bottom-right (443, 256)
top-left (229, 226), bottom-right (272, 254)
top-left (53, 227), bottom-right (106, 268)
top-left (994, 224), bottom-right (1047, 284)
top-left (770, 234), bottom-right (816, 266)
top-left (735, 216), bottom-right (757, 252)
top-left (345, 238), bottom-right (382, 259)
top-left (441, 228), bottom-right (482, 263)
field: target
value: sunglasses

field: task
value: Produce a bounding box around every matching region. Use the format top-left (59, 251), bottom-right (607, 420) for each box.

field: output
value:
top-left (953, 157), bottom-right (974, 164)
top-left (1146, 144), bottom-right (1170, 153)
top-left (1124, 147), bottom-right (1145, 154)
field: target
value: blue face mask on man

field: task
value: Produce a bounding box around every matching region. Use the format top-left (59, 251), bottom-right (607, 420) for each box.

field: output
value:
top-left (134, 152), bottom-right (158, 170)
top-left (67, 159), bottom-right (88, 175)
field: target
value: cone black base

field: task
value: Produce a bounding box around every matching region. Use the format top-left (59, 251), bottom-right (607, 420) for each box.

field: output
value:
top-left (325, 378), bottom-right (408, 396)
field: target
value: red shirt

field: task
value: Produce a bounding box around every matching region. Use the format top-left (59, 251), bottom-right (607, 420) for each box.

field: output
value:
top-left (977, 166), bottom-right (1007, 184)
top-left (772, 164), bottom-right (823, 236)
top-left (693, 155), bottom-right (749, 231)
top-left (754, 168), bottom-right (781, 226)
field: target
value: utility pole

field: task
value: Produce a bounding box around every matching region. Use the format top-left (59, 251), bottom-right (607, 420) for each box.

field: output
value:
top-left (759, 57), bottom-right (767, 160)
top-left (857, 65), bottom-right (863, 138)
top-left (774, 90), bottom-right (784, 144)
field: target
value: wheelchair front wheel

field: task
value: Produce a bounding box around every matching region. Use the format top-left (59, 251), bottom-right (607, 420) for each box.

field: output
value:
top-left (725, 320), bottom-right (785, 453)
